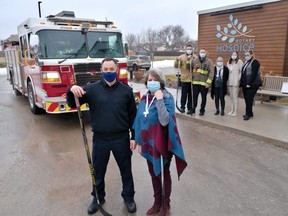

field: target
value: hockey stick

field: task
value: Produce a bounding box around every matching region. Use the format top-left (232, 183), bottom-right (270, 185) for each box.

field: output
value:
top-left (189, 57), bottom-right (194, 116)
top-left (74, 96), bottom-right (112, 216)
top-left (175, 60), bottom-right (182, 112)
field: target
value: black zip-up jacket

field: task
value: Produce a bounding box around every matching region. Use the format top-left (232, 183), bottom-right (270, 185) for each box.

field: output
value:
top-left (66, 80), bottom-right (137, 140)
top-left (211, 65), bottom-right (229, 98)
top-left (240, 58), bottom-right (261, 88)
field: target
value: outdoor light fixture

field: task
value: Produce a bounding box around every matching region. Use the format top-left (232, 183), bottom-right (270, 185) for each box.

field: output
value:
top-left (81, 22), bottom-right (90, 33)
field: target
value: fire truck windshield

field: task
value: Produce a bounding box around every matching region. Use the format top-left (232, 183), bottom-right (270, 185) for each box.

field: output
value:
top-left (37, 30), bottom-right (125, 59)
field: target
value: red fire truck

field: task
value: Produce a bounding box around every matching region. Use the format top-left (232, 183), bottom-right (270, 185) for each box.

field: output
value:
top-left (5, 11), bottom-right (139, 114)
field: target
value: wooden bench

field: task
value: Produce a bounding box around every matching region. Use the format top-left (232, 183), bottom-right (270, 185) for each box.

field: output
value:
top-left (257, 76), bottom-right (288, 103)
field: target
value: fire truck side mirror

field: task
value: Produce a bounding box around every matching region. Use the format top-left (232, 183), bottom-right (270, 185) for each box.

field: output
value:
top-left (29, 35), bottom-right (40, 56)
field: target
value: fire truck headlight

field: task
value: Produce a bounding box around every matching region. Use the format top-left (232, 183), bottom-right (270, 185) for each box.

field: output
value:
top-left (42, 72), bottom-right (61, 83)
top-left (119, 68), bottom-right (128, 79)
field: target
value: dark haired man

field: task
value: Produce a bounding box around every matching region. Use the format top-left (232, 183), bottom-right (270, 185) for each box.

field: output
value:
top-left (66, 58), bottom-right (137, 214)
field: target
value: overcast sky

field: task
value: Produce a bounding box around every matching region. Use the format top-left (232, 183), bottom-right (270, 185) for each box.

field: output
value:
top-left (0, 0), bottom-right (255, 40)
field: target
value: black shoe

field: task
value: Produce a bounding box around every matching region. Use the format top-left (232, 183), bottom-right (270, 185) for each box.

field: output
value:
top-left (179, 108), bottom-right (185, 113)
top-left (243, 115), bottom-right (250, 121)
top-left (124, 200), bottom-right (137, 213)
top-left (214, 110), bottom-right (220, 115)
top-left (243, 114), bottom-right (253, 118)
top-left (187, 109), bottom-right (192, 115)
top-left (199, 111), bottom-right (205, 116)
top-left (221, 110), bottom-right (225, 116)
top-left (192, 109), bottom-right (195, 114)
top-left (87, 198), bottom-right (99, 214)
top-left (99, 199), bottom-right (105, 205)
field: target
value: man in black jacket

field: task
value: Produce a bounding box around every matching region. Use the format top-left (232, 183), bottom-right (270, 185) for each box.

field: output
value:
top-left (66, 58), bottom-right (137, 214)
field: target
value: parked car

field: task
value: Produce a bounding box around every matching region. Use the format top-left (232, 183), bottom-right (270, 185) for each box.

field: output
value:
top-left (127, 55), bottom-right (151, 72)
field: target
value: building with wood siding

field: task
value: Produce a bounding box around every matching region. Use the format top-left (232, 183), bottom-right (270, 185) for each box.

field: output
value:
top-left (197, 0), bottom-right (288, 76)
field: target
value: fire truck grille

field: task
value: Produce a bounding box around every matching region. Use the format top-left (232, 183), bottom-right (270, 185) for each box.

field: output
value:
top-left (73, 63), bottom-right (102, 86)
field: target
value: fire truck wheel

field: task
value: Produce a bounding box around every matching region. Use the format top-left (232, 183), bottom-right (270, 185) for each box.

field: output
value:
top-left (27, 82), bottom-right (45, 114)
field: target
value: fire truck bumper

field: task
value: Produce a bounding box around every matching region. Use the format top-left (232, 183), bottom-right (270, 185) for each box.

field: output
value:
top-left (44, 97), bottom-right (88, 114)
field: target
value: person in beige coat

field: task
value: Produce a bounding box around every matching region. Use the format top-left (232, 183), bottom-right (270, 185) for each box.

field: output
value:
top-left (227, 51), bottom-right (243, 117)
top-left (174, 44), bottom-right (196, 114)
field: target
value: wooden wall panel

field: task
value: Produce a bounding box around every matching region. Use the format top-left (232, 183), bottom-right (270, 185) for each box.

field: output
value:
top-left (198, 0), bottom-right (288, 76)
top-left (284, 19), bottom-right (288, 76)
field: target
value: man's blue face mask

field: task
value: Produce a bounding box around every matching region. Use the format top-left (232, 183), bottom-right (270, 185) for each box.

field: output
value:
top-left (102, 72), bottom-right (116, 82)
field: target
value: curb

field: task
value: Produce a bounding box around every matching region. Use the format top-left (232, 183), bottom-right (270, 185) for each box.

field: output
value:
top-left (175, 113), bottom-right (288, 149)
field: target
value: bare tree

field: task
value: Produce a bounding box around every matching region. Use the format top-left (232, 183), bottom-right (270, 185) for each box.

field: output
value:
top-left (125, 33), bottom-right (136, 50)
top-left (134, 33), bottom-right (143, 53)
top-left (142, 27), bottom-right (158, 52)
top-left (125, 25), bottom-right (193, 52)
top-left (158, 25), bottom-right (191, 51)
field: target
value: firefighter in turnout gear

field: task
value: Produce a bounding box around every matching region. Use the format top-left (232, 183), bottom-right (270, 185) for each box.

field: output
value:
top-left (174, 44), bottom-right (196, 115)
top-left (189, 48), bottom-right (214, 116)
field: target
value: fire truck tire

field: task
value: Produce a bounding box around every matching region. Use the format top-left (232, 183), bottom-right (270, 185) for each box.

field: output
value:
top-left (27, 82), bottom-right (45, 114)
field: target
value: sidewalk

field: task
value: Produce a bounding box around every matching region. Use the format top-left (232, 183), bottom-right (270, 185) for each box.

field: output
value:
top-left (130, 81), bottom-right (288, 149)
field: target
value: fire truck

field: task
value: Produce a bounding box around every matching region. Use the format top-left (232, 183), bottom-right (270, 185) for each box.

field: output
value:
top-left (5, 11), bottom-right (139, 114)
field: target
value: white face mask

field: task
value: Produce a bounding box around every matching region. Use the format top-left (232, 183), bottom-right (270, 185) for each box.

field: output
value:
top-left (245, 55), bottom-right (252, 61)
top-left (231, 55), bottom-right (237, 60)
top-left (217, 62), bottom-right (223, 67)
top-left (200, 53), bottom-right (206, 58)
top-left (186, 50), bottom-right (192, 55)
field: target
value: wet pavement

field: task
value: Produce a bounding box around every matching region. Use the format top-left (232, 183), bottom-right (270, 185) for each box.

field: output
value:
top-left (1, 71), bottom-right (288, 216)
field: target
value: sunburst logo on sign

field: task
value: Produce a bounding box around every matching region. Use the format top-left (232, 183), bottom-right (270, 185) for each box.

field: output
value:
top-left (216, 15), bottom-right (255, 43)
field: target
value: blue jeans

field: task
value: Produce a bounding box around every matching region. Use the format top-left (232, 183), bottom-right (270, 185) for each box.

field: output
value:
top-left (91, 135), bottom-right (135, 202)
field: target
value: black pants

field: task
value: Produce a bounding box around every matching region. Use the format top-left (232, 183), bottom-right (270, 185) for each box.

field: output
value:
top-left (242, 87), bottom-right (258, 116)
top-left (193, 84), bottom-right (208, 113)
top-left (91, 135), bottom-right (135, 202)
top-left (180, 82), bottom-right (192, 110)
top-left (214, 87), bottom-right (225, 111)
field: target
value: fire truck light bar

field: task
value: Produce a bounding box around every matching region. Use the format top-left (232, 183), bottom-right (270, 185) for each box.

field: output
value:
top-left (47, 16), bottom-right (114, 27)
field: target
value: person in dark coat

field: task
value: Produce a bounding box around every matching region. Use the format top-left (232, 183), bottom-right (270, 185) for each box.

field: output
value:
top-left (240, 50), bottom-right (262, 121)
top-left (211, 56), bottom-right (229, 116)
top-left (66, 58), bottom-right (137, 214)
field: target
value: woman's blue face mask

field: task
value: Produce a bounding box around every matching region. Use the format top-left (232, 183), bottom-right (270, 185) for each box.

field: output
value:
top-left (147, 81), bottom-right (160, 92)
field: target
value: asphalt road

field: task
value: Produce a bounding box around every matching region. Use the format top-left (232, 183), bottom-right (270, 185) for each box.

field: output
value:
top-left (1, 72), bottom-right (288, 216)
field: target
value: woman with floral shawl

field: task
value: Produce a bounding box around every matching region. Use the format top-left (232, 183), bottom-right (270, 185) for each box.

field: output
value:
top-left (133, 69), bottom-right (187, 216)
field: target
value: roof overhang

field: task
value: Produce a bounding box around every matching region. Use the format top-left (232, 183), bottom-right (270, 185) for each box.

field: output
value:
top-left (197, 0), bottom-right (282, 15)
